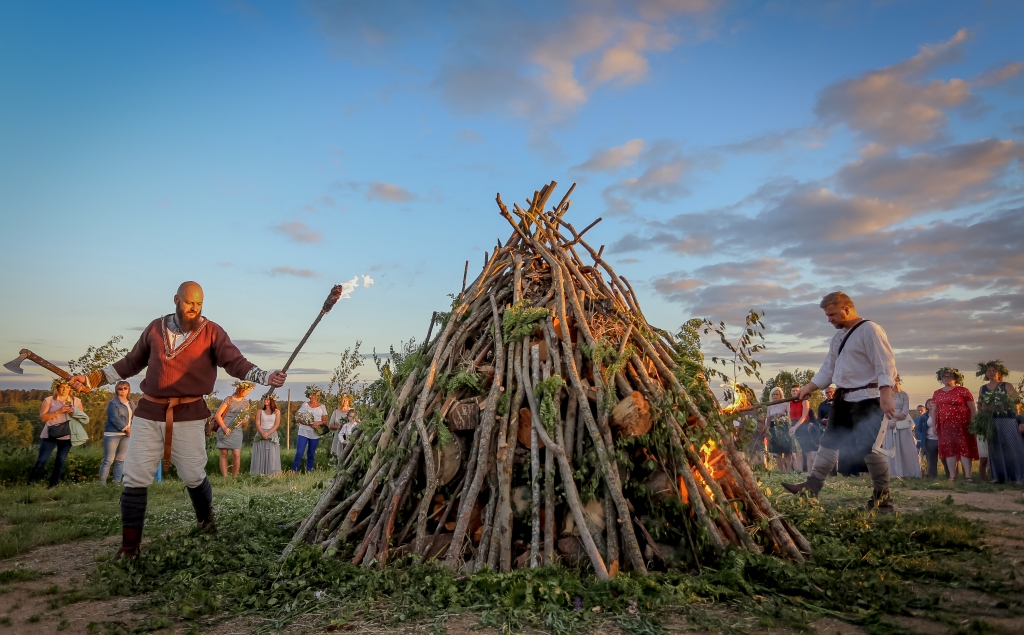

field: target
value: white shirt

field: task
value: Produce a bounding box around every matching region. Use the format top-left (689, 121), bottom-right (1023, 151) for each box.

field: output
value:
top-left (810, 320), bottom-right (897, 402)
top-left (296, 402), bottom-right (327, 439)
top-left (338, 421), bottom-right (358, 445)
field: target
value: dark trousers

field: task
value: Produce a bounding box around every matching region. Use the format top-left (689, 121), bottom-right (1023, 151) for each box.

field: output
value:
top-left (293, 436), bottom-right (319, 472)
top-left (922, 439), bottom-right (950, 478)
top-left (28, 438), bottom-right (72, 487)
top-left (820, 397), bottom-right (883, 458)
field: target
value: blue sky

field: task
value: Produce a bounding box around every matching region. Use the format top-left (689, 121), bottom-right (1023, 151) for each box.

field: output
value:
top-left (1, 0), bottom-right (1022, 407)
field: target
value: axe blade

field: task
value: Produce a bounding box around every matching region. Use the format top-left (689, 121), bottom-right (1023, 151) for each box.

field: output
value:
top-left (3, 350), bottom-right (29, 375)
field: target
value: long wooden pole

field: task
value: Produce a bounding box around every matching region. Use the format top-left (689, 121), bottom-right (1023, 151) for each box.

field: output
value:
top-left (286, 388), bottom-right (291, 450)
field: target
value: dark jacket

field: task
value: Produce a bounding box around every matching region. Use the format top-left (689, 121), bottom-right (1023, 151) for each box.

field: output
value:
top-left (817, 399), bottom-right (832, 424)
top-left (105, 398), bottom-right (134, 433)
top-left (914, 413), bottom-right (930, 447)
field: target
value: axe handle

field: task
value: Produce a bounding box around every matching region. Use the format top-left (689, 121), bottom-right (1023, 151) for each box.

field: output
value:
top-left (21, 350), bottom-right (72, 380)
top-left (731, 396), bottom-right (798, 415)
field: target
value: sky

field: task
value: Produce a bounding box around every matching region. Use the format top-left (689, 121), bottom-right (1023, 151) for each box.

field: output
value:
top-left (1, 0), bottom-right (1022, 408)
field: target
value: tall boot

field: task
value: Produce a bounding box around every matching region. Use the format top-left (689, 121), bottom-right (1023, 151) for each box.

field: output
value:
top-left (186, 477), bottom-right (216, 533)
top-left (782, 447), bottom-right (838, 496)
top-left (863, 453), bottom-right (894, 513)
top-left (117, 486), bottom-right (148, 559)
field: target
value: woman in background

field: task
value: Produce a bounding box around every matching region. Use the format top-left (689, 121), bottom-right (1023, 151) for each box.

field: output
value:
top-left (930, 367), bottom-right (978, 482)
top-left (215, 381), bottom-right (254, 477)
top-left (28, 380), bottom-right (82, 488)
top-left (882, 376), bottom-right (921, 478)
top-left (251, 395), bottom-right (282, 476)
top-left (977, 361), bottom-right (1024, 483)
top-left (329, 394), bottom-right (354, 460)
top-left (99, 381), bottom-right (133, 484)
top-left (788, 385), bottom-right (813, 472)
top-left (765, 386), bottom-right (795, 472)
top-left (293, 386), bottom-right (328, 473)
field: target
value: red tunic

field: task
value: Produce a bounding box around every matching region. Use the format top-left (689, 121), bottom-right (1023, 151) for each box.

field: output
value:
top-left (113, 316), bottom-right (256, 422)
top-left (932, 386), bottom-right (978, 460)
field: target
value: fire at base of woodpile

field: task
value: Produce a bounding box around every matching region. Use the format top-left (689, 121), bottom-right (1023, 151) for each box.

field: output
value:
top-left (283, 181), bottom-right (811, 578)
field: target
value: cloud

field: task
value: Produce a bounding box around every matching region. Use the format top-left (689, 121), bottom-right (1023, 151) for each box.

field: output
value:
top-left (274, 220), bottom-right (323, 244)
top-left (571, 138), bottom-right (645, 173)
top-left (455, 128), bottom-right (486, 146)
top-left (366, 182), bottom-right (416, 203)
top-left (837, 138), bottom-right (1024, 210)
top-left (971, 62), bottom-right (1024, 89)
top-left (234, 339), bottom-right (287, 355)
top-left (269, 266), bottom-right (318, 278)
top-left (814, 29), bottom-right (979, 145)
top-left (601, 140), bottom-right (701, 215)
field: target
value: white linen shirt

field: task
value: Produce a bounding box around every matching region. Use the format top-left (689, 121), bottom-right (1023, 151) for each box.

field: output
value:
top-left (810, 320), bottom-right (897, 403)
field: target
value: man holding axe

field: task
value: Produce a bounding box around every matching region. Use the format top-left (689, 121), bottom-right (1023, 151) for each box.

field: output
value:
top-left (69, 281), bottom-right (287, 559)
top-left (781, 292), bottom-right (898, 513)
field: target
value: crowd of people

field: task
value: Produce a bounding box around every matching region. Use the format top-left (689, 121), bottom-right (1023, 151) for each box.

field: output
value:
top-left (756, 360), bottom-right (1023, 485)
top-left (28, 378), bottom-right (362, 487)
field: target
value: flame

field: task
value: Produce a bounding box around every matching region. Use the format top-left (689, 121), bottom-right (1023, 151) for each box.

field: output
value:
top-left (720, 381), bottom-right (749, 414)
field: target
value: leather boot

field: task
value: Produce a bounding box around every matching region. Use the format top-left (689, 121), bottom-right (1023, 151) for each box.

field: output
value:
top-left (867, 489), bottom-right (895, 514)
top-left (782, 474), bottom-right (824, 496)
top-left (187, 477), bottom-right (216, 534)
top-left (117, 486), bottom-right (148, 559)
top-left (115, 526), bottom-right (143, 560)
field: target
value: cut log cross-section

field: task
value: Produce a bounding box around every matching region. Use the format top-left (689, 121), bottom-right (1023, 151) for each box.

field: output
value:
top-left (284, 181), bottom-right (811, 575)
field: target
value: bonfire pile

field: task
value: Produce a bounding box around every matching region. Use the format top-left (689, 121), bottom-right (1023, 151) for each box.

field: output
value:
top-left (283, 182), bottom-right (810, 577)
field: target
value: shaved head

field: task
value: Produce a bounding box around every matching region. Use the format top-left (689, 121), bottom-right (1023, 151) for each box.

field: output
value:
top-left (174, 281), bottom-right (205, 332)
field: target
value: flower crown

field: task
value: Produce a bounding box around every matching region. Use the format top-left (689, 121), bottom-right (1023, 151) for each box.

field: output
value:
top-left (935, 366), bottom-right (964, 385)
top-left (51, 378), bottom-right (70, 393)
top-left (976, 360), bottom-right (1010, 379)
top-left (305, 385), bottom-right (325, 399)
top-left (232, 380), bottom-right (255, 392)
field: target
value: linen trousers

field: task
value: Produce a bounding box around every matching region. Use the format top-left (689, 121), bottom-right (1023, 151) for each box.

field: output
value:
top-left (122, 417), bottom-right (208, 488)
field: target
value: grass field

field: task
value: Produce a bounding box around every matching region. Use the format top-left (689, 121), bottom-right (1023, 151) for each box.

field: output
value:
top-left (1, 462), bottom-right (1023, 634)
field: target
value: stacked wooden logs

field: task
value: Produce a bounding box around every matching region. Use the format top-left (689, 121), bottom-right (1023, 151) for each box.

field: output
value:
top-left (282, 182), bottom-right (811, 577)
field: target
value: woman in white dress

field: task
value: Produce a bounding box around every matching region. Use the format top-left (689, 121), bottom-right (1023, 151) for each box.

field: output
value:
top-left (250, 395), bottom-right (281, 476)
top-left (882, 376), bottom-right (922, 478)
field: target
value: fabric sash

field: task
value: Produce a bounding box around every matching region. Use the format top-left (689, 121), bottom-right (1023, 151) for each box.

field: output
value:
top-left (143, 394), bottom-right (203, 470)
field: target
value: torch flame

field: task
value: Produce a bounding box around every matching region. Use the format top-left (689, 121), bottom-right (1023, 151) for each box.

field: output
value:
top-left (720, 381), bottom-right (749, 414)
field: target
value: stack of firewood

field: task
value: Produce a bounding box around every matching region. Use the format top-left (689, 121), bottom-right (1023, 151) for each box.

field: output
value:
top-left (282, 182), bottom-right (810, 577)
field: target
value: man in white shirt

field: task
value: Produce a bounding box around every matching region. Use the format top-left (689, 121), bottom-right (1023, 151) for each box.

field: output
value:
top-left (782, 292), bottom-right (898, 512)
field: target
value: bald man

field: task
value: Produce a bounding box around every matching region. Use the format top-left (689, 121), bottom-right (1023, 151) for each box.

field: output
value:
top-left (71, 281), bottom-right (286, 558)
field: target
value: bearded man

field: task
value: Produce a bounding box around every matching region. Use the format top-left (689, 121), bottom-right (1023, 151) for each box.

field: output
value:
top-left (782, 291), bottom-right (898, 512)
top-left (71, 281), bottom-right (286, 558)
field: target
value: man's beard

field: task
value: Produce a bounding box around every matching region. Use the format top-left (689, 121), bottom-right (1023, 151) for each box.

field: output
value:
top-left (175, 304), bottom-right (203, 332)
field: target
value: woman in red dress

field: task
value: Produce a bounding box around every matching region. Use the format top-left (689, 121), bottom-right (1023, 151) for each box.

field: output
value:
top-left (929, 367), bottom-right (979, 482)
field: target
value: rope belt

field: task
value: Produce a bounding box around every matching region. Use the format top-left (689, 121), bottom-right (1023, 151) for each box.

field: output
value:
top-left (143, 395), bottom-right (203, 470)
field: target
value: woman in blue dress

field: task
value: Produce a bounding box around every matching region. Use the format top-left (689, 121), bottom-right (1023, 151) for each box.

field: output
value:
top-left (977, 361), bottom-right (1024, 484)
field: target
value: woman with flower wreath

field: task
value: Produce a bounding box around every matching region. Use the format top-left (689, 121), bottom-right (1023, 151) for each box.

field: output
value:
top-left (929, 367), bottom-right (978, 481)
top-left (28, 379), bottom-right (83, 487)
top-left (329, 393), bottom-right (354, 460)
top-left (765, 386), bottom-right (796, 472)
top-left (214, 380), bottom-right (254, 477)
top-left (250, 394), bottom-right (282, 476)
top-left (976, 360), bottom-right (1024, 484)
top-left (292, 385), bottom-right (328, 473)
top-left (881, 376), bottom-right (921, 478)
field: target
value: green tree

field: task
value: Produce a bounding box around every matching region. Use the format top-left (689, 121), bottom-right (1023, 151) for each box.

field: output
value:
top-left (0, 413), bottom-right (33, 447)
top-left (761, 369), bottom-right (825, 413)
top-left (325, 341), bottom-right (364, 412)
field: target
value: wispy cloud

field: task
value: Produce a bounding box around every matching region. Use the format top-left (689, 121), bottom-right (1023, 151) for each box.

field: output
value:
top-left (366, 181), bottom-right (416, 202)
top-left (274, 220), bottom-right (323, 244)
top-left (269, 266), bottom-right (318, 278)
top-left (571, 138), bottom-right (645, 173)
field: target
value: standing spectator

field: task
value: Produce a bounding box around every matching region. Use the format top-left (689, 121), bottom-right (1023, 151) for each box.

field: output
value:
top-left (214, 381), bottom-right (254, 477)
top-left (251, 395), bottom-right (282, 476)
top-left (817, 385), bottom-right (835, 426)
top-left (293, 386), bottom-right (328, 473)
top-left (765, 387), bottom-right (795, 472)
top-left (916, 400), bottom-right (940, 478)
top-left (329, 394), bottom-right (354, 460)
top-left (337, 408), bottom-right (361, 456)
top-left (788, 385), bottom-right (812, 472)
top-left (99, 381), bottom-right (133, 484)
top-left (28, 380), bottom-right (82, 488)
top-left (881, 376), bottom-right (921, 477)
top-left (929, 367), bottom-right (978, 482)
top-left (977, 360), bottom-right (1024, 483)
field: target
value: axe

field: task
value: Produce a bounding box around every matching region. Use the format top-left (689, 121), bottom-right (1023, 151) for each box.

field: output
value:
top-left (264, 284), bottom-right (345, 399)
top-left (4, 349), bottom-right (72, 381)
top-left (871, 418), bottom-right (898, 458)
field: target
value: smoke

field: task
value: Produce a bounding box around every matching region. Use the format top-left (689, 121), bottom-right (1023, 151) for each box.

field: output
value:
top-left (339, 274), bottom-right (376, 300)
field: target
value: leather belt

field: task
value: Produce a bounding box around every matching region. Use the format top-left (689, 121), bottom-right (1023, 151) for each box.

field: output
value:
top-left (835, 382), bottom-right (878, 402)
top-left (143, 395), bottom-right (203, 470)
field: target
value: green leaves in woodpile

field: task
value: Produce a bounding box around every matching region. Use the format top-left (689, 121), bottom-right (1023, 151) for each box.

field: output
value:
top-left (502, 301), bottom-right (549, 342)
